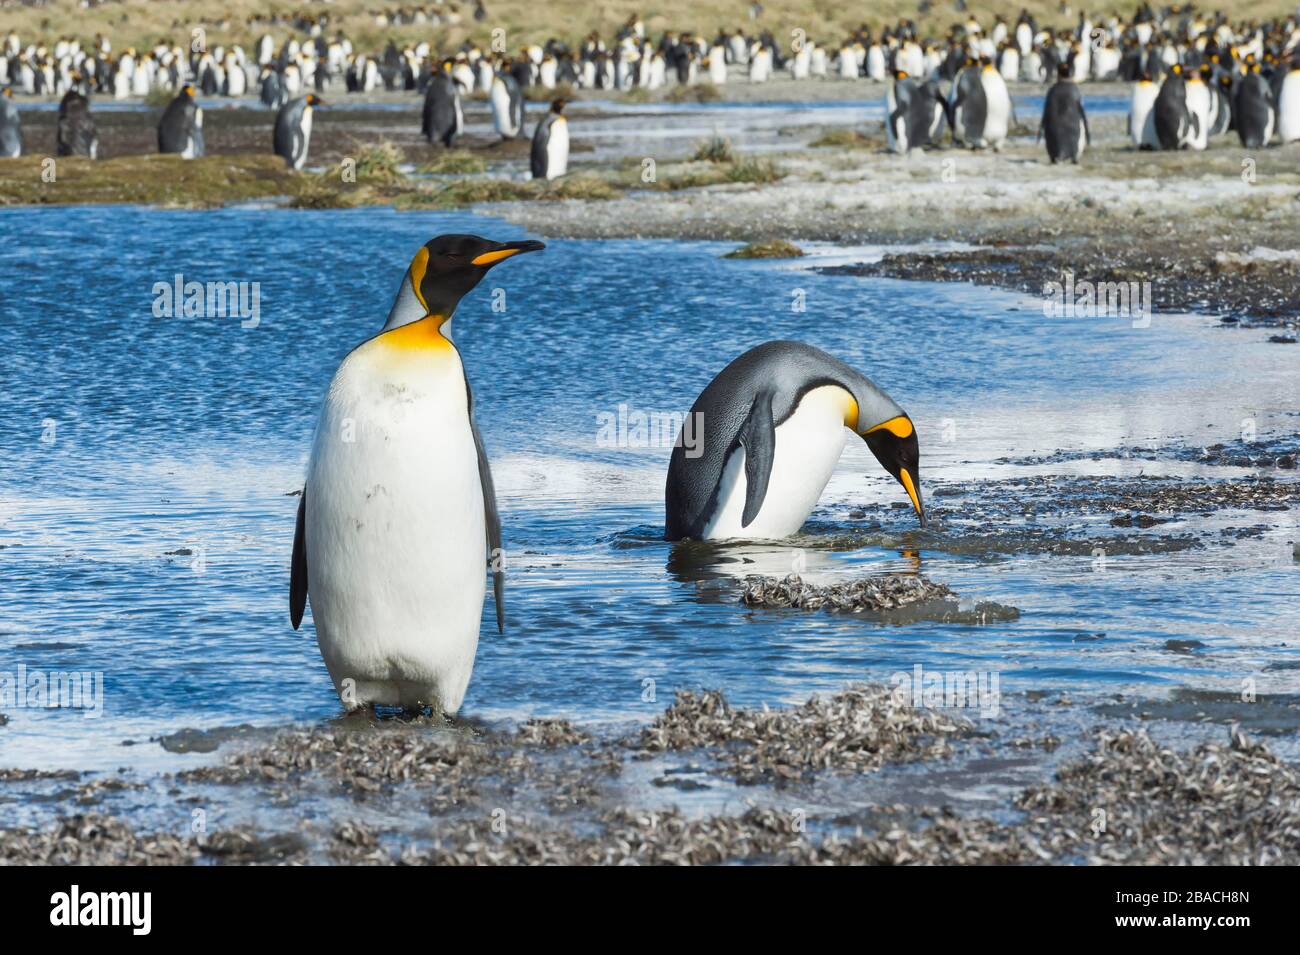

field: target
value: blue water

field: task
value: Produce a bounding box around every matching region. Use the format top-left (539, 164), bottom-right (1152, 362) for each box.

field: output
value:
top-left (1, 205), bottom-right (1296, 770)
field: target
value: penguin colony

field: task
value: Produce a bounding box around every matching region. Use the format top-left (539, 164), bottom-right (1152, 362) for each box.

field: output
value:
top-left (4, 8), bottom-right (1300, 163)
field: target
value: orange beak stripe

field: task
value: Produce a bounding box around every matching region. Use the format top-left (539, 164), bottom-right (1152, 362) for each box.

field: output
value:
top-left (471, 247), bottom-right (524, 266)
top-left (900, 468), bottom-right (922, 518)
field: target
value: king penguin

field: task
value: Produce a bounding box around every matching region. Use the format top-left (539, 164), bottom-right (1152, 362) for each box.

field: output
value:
top-left (55, 86), bottom-right (98, 158)
top-left (0, 87), bottom-right (21, 158)
top-left (1235, 63), bottom-right (1276, 148)
top-left (885, 70), bottom-right (935, 154)
top-left (421, 63), bottom-right (463, 147)
top-left (489, 69), bottom-right (524, 139)
top-left (1127, 71), bottom-right (1161, 149)
top-left (530, 98), bottom-right (568, 180)
top-left (290, 234), bottom-right (545, 714)
top-left (1039, 64), bottom-right (1089, 163)
top-left (1152, 64), bottom-right (1198, 150)
top-left (273, 94), bottom-right (323, 170)
top-left (158, 85), bottom-right (205, 158)
top-left (1277, 61), bottom-right (1300, 144)
top-left (664, 341), bottom-right (924, 541)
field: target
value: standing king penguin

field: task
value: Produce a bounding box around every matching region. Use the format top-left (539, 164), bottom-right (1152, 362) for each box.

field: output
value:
top-left (291, 234), bottom-right (545, 714)
top-left (1235, 63), bottom-right (1276, 148)
top-left (422, 65), bottom-right (463, 147)
top-left (56, 86), bottom-right (98, 158)
top-left (273, 94), bottom-right (324, 169)
top-left (489, 69), bottom-right (524, 139)
top-left (0, 87), bottom-right (20, 158)
top-left (664, 341), bottom-right (924, 540)
top-left (158, 85), bottom-right (205, 158)
top-left (530, 98), bottom-right (568, 180)
top-left (1039, 64), bottom-right (1089, 163)
top-left (1152, 64), bottom-right (1198, 150)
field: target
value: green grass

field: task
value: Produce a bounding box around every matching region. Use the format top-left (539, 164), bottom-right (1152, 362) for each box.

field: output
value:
top-left (726, 157), bottom-right (783, 184)
top-left (667, 83), bottom-right (722, 104)
top-left (417, 150), bottom-right (489, 175)
top-left (692, 135), bottom-right (734, 164)
top-left (723, 240), bottom-right (806, 259)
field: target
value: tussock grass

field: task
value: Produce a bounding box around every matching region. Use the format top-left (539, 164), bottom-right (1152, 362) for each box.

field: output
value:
top-left (350, 140), bottom-right (405, 184)
top-left (667, 82), bottom-right (722, 104)
top-left (523, 82), bottom-right (575, 103)
top-left (691, 135), bottom-right (734, 164)
top-left (417, 150), bottom-right (488, 175)
top-left (0, 153), bottom-right (300, 207)
top-left (726, 156), bottom-right (783, 183)
top-left (724, 239), bottom-right (805, 259)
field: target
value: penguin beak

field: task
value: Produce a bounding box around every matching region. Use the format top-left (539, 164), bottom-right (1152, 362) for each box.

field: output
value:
top-left (471, 239), bottom-right (546, 267)
top-left (899, 466), bottom-right (925, 527)
top-left (863, 417), bottom-right (926, 528)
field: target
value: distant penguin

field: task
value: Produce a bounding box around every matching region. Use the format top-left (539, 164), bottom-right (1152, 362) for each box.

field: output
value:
top-left (978, 58), bottom-right (1013, 149)
top-left (1183, 68), bottom-right (1211, 150)
top-left (422, 67), bottom-right (463, 146)
top-left (1278, 62), bottom-right (1300, 144)
top-left (1235, 65), bottom-right (1276, 148)
top-left (1039, 65), bottom-right (1089, 163)
top-left (1127, 73), bottom-right (1161, 148)
top-left (0, 87), bottom-right (20, 158)
top-left (664, 341), bottom-right (924, 541)
top-left (260, 67), bottom-right (285, 108)
top-left (158, 85), bottom-right (205, 158)
top-left (290, 234), bottom-right (546, 714)
top-left (530, 98), bottom-right (568, 180)
top-left (56, 87), bottom-right (98, 158)
top-left (1210, 74), bottom-right (1233, 137)
top-left (273, 94), bottom-right (322, 169)
top-left (946, 59), bottom-right (988, 146)
top-left (489, 70), bottom-right (523, 139)
top-left (1153, 65), bottom-right (1198, 149)
top-left (885, 70), bottom-right (935, 154)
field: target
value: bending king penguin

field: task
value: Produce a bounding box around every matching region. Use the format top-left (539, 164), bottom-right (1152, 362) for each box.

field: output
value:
top-left (291, 234), bottom-right (544, 713)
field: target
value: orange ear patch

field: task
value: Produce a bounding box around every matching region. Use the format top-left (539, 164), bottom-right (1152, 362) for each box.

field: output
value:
top-left (408, 246), bottom-right (431, 311)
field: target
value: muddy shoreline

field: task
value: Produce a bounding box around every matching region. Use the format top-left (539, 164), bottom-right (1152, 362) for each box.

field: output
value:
top-left (2, 683), bottom-right (1297, 865)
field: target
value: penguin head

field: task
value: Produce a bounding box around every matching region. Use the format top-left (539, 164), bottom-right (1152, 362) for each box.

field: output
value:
top-left (386, 234), bottom-right (545, 329)
top-left (550, 97), bottom-right (567, 114)
top-left (862, 415), bottom-right (924, 527)
top-left (305, 93), bottom-right (325, 106)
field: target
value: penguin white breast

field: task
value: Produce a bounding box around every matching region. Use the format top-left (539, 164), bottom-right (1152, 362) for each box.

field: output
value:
top-left (545, 116), bottom-right (569, 178)
top-left (305, 334), bottom-right (486, 713)
top-left (702, 386), bottom-right (851, 540)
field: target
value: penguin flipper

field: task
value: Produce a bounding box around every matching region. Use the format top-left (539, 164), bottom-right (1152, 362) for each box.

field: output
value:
top-left (290, 489), bottom-right (308, 630)
top-left (473, 420), bottom-right (505, 633)
top-left (467, 385), bottom-right (504, 634)
top-left (737, 390), bottom-right (777, 528)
